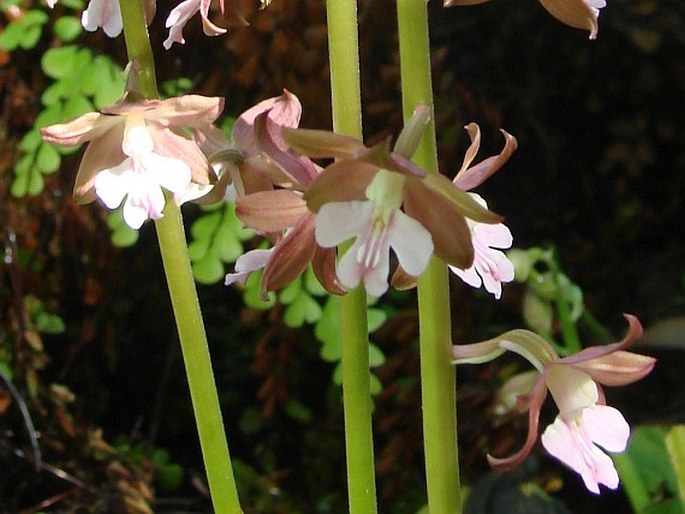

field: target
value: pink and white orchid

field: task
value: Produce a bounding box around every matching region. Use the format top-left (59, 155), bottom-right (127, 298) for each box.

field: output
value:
top-left (81, 0), bottom-right (123, 37)
top-left (448, 123), bottom-right (517, 298)
top-left (448, 193), bottom-right (514, 299)
top-left (452, 315), bottom-right (656, 493)
top-left (41, 94), bottom-right (223, 229)
top-left (280, 107), bottom-right (501, 296)
top-left (164, 0), bottom-right (248, 49)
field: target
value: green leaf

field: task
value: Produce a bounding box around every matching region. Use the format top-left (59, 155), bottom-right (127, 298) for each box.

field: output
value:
top-left (188, 237), bottom-right (211, 261)
top-left (214, 222), bottom-right (243, 262)
top-left (243, 271), bottom-right (276, 310)
top-left (35, 105), bottom-right (66, 128)
top-left (19, 129), bottom-right (42, 152)
top-left (367, 308), bottom-right (387, 333)
top-left (283, 292), bottom-right (322, 328)
top-left (20, 25), bottom-right (43, 49)
top-left (62, 94), bottom-right (93, 120)
top-left (279, 277), bottom-right (302, 305)
top-left (111, 225), bottom-right (139, 247)
top-left (0, 20), bottom-right (24, 50)
top-left (34, 312), bottom-right (66, 334)
top-left (369, 373), bottom-right (382, 395)
top-left (42, 46), bottom-right (79, 79)
top-left (191, 210), bottom-right (222, 239)
top-left (53, 16), bottom-right (82, 42)
top-left (41, 81), bottom-right (67, 106)
top-left (368, 344), bottom-right (385, 367)
top-left (192, 256), bottom-right (225, 285)
top-left (36, 143), bottom-right (61, 174)
top-left (156, 463), bottom-right (184, 494)
top-left (285, 399), bottom-right (313, 424)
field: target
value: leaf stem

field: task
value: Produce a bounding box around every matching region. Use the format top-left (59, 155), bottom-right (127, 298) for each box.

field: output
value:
top-left (117, 1), bottom-right (241, 511)
top-left (397, 0), bottom-right (462, 511)
top-left (326, 0), bottom-right (378, 511)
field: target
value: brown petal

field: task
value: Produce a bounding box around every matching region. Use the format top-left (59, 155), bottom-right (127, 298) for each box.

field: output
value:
top-left (570, 351), bottom-right (656, 387)
top-left (40, 112), bottom-right (120, 147)
top-left (538, 0), bottom-right (600, 39)
top-left (144, 95), bottom-right (225, 127)
top-left (261, 213), bottom-right (317, 293)
top-left (390, 265), bottom-right (418, 291)
top-left (403, 180), bottom-right (474, 269)
top-left (281, 127), bottom-right (367, 160)
top-left (253, 111), bottom-right (319, 186)
top-left (444, 0), bottom-right (489, 6)
top-left (303, 160), bottom-right (377, 212)
top-left (312, 246), bottom-right (346, 295)
top-left (454, 128), bottom-right (518, 191)
top-left (73, 125), bottom-right (126, 204)
top-left (236, 189), bottom-right (309, 233)
top-left (421, 172), bottom-right (502, 223)
top-left (358, 139), bottom-right (427, 178)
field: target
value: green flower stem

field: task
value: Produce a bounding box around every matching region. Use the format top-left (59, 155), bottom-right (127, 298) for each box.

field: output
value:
top-left (155, 200), bottom-right (242, 513)
top-left (397, 0), bottom-right (462, 512)
top-left (118, 1), bottom-right (241, 512)
top-left (119, 0), bottom-right (158, 98)
top-left (549, 250), bottom-right (582, 353)
top-left (326, 0), bottom-right (378, 512)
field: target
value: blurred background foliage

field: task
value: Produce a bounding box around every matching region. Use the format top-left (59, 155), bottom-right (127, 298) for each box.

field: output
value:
top-left (1, 0), bottom-right (684, 511)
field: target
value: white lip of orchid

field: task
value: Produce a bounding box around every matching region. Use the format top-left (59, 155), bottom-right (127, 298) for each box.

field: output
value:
top-left (499, 339), bottom-right (545, 372)
top-left (546, 365), bottom-right (599, 416)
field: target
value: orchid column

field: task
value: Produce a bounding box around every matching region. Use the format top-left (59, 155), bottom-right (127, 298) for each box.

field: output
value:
top-left (397, 0), bottom-right (462, 512)
top-left (117, 0), bottom-right (241, 511)
top-left (326, 0), bottom-right (379, 510)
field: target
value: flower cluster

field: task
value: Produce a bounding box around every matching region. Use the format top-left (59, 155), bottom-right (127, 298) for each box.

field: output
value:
top-left (220, 98), bottom-right (518, 298)
top-left (452, 314), bottom-right (656, 493)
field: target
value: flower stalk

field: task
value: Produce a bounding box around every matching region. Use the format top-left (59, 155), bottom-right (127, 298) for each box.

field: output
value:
top-left (397, 0), bottom-right (462, 511)
top-left (326, 0), bottom-right (378, 510)
top-left (117, 0), bottom-right (241, 511)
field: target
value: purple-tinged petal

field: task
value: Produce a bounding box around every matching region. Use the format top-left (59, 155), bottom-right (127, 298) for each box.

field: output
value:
top-left (560, 315), bottom-right (644, 365)
top-left (225, 248), bottom-right (273, 286)
top-left (253, 111), bottom-right (319, 187)
top-left (568, 350), bottom-right (656, 387)
top-left (163, 0), bottom-right (199, 48)
top-left (236, 189), bottom-right (309, 233)
top-left (390, 265), bottom-right (418, 291)
top-left (357, 139), bottom-right (426, 178)
top-left (454, 128), bottom-right (517, 191)
top-left (393, 104), bottom-right (431, 159)
top-left (233, 90), bottom-right (302, 155)
top-left (451, 339), bottom-right (505, 365)
top-left (387, 210), bottom-right (433, 277)
top-left (150, 126), bottom-right (210, 185)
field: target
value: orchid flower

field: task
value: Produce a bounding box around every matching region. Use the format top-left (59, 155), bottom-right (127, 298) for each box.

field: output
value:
top-left (199, 91), bottom-right (340, 295)
top-left (452, 314), bottom-right (656, 493)
top-left (282, 106), bottom-right (501, 296)
top-left (164, 0), bottom-right (248, 49)
top-left (444, 0), bottom-right (606, 39)
top-left (41, 94), bottom-right (223, 229)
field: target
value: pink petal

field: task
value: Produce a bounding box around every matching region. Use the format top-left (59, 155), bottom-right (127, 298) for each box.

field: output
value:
top-left (94, 159), bottom-right (133, 209)
top-left (81, 0), bottom-right (122, 37)
top-left (164, 0), bottom-right (199, 48)
top-left (581, 405), bottom-right (630, 453)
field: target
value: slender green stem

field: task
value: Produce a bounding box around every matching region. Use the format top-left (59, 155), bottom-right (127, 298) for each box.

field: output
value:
top-left (549, 249), bottom-right (582, 353)
top-left (117, 1), bottom-right (241, 511)
top-left (326, 0), bottom-right (378, 512)
top-left (397, 0), bottom-right (462, 512)
top-left (155, 201), bottom-right (242, 513)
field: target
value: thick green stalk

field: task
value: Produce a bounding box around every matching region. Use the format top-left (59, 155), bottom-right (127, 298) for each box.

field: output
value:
top-left (397, 0), bottom-right (462, 512)
top-left (326, 0), bottom-right (378, 512)
top-left (117, 1), bottom-right (241, 511)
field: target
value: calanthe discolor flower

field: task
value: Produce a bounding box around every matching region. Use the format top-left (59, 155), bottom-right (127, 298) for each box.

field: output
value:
top-left (164, 0), bottom-right (248, 49)
top-left (41, 94), bottom-right (223, 229)
top-left (452, 315), bottom-right (655, 493)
